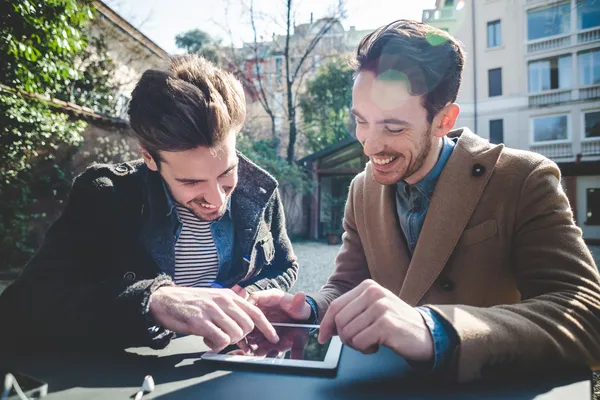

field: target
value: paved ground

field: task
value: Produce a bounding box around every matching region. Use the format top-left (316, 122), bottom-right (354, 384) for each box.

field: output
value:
top-left (290, 241), bottom-right (340, 294)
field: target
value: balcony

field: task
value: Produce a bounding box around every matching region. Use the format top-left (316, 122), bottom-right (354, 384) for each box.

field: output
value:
top-left (526, 28), bottom-right (600, 55)
top-left (526, 0), bottom-right (562, 6)
top-left (580, 85), bottom-right (600, 100)
top-left (529, 84), bottom-right (600, 107)
top-left (528, 89), bottom-right (572, 107)
top-left (526, 33), bottom-right (572, 54)
top-left (578, 27), bottom-right (600, 44)
top-left (422, 7), bottom-right (455, 23)
top-left (530, 142), bottom-right (573, 159)
top-left (582, 139), bottom-right (600, 156)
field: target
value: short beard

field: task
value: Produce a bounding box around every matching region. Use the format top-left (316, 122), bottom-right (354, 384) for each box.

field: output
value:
top-left (404, 124), bottom-right (433, 179)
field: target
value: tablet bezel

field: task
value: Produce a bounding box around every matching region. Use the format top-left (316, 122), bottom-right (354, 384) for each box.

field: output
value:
top-left (200, 323), bottom-right (343, 370)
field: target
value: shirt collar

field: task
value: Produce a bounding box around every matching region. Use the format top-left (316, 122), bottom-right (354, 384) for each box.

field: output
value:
top-left (397, 136), bottom-right (456, 200)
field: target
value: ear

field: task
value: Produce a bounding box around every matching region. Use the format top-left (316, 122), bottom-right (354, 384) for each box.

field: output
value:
top-left (139, 145), bottom-right (159, 172)
top-left (431, 103), bottom-right (460, 138)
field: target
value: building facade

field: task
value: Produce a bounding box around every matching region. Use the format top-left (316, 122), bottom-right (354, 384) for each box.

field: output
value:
top-left (423, 0), bottom-right (600, 241)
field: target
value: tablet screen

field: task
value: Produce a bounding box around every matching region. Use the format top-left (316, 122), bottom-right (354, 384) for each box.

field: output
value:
top-left (219, 324), bottom-right (331, 362)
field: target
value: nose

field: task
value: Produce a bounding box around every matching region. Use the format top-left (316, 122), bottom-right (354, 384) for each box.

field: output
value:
top-left (204, 182), bottom-right (226, 208)
top-left (361, 131), bottom-right (385, 157)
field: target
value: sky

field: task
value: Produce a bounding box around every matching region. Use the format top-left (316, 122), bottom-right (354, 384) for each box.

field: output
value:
top-left (103, 0), bottom-right (437, 54)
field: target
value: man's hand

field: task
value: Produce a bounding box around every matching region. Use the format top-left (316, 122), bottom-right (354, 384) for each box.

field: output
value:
top-left (318, 279), bottom-right (434, 362)
top-left (149, 286), bottom-right (279, 351)
top-left (249, 289), bottom-right (312, 322)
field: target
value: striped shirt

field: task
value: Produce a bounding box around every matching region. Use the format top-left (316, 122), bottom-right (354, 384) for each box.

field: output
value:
top-left (173, 205), bottom-right (219, 287)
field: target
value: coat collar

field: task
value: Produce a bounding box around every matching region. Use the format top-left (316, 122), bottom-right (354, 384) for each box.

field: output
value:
top-left (363, 128), bottom-right (504, 305)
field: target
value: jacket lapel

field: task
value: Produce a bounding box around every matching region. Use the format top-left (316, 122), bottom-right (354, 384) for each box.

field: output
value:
top-left (224, 153), bottom-right (278, 286)
top-left (362, 165), bottom-right (411, 295)
top-left (140, 169), bottom-right (178, 277)
top-left (399, 129), bottom-right (503, 305)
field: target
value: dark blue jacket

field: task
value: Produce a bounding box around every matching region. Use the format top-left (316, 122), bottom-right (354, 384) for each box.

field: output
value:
top-left (0, 153), bottom-right (298, 349)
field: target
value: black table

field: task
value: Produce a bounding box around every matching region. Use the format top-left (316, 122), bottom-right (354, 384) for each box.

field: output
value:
top-left (1, 336), bottom-right (592, 399)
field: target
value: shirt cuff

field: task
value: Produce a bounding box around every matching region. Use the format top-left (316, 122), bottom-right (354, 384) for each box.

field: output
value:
top-left (415, 306), bottom-right (456, 372)
top-left (305, 296), bottom-right (319, 324)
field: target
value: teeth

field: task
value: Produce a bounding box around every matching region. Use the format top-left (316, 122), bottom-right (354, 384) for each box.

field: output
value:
top-left (372, 156), bottom-right (397, 165)
top-left (200, 203), bottom-right (217, 209)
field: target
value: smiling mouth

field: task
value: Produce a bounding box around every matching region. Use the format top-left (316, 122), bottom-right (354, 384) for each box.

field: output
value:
top-left (371, 156), bottom-right (398, 165)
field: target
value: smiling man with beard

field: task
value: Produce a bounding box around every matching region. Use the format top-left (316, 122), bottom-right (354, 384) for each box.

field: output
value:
top-left (0, 55), bottom-right (297, 352)
top-left (250, 20), bottom-right (600, 382)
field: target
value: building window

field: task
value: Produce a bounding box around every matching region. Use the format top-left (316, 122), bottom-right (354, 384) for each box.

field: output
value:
top-left (528, 55), bottom-right (572, 92)
top-left (487, 20), bottom-right (501, 48)
top-left (578, 0), bottom-right (600, 30)
top-left (489, 119), bottom-right (504, 144)
top-left (488, 68), bottom-right (502, 97)
top-left (584, 110), bottom-right (600, 138)
top-left (527, 3), bottom-right (571, 41)
top-left (586, 188), bottom-right (600, 225)
top-left (578, 49), bottom-right (600, 86)
top-left (532, 115), bottom-right (568, 142)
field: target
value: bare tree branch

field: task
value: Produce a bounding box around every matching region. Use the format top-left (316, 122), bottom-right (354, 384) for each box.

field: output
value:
top-left (250, 0), bottom-right (274, 119)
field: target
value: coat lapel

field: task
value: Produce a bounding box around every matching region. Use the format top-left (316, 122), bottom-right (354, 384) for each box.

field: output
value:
top-left (362, 164), bottom-right (411, 295)
top-left (399, 129), bottom-right (503, 305)
top-left (225, 153), bottom-right (278, 285)
top-left (140, 169), bottom-right (178, 277)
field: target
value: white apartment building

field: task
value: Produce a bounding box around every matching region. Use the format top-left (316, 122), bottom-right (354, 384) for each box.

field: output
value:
top-left (423, 0), bottom-right (600, 241)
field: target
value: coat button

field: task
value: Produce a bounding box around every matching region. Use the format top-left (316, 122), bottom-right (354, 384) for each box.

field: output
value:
top-left (438, 277), bottom-right (455, 291)
top-left (123, 272), bottom-right (136, 281)
top-left (472, 164), bottom-right (486, 177)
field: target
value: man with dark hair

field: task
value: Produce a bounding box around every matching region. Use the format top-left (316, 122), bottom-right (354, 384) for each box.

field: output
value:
top-left (252, 20), bottom-right (600, 382)
top-left (0, 55), bottom-right (297, 351)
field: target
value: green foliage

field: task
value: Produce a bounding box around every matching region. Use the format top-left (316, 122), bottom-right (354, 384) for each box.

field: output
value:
top-left (1, 0), bottom-right (93, 94)
top-left (299, 60), bottom-right (354, 153)
top-left (237, 135), bottom-right (312, 195)
top-left (54, 34), bottom-right (118, 116)
top-left (0, 0), bottom-right (98, 269)
top-left (175, 29), bottom-right (222, 65)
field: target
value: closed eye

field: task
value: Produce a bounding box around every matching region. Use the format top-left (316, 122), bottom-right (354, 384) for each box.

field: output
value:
top-left (386, 126), bottom-right (404, 134)
top-left (184, 181), bottom-right (201, 187)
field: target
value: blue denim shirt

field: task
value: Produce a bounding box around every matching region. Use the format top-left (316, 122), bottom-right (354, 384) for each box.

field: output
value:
top-left (396, 136), bottom-right (457, 372)
top-left (395, 136), bottom-right (456, 255)
top-left (161, 181), bottom-right (235, 286)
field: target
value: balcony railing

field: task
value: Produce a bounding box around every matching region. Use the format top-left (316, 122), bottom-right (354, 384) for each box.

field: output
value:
top-left (526, 26), bottom-right (600, 55)
top-left (526, 34), bottom-right (571, 54)
top-left (580, 84), bottom-right (600, 101)
top-left (529, 85), bottom-right (600, 107)
top-left (530, 142), bottom-right (573, 159)
top-left (578, 27), bottom-right (600, 44)
top-left (422, 7), bottom-right (455, 23)
top-left (528, 89), bottom-right (572, 107)
top-left (526, 0), bottom-right (561, 5)
top-left (582, 139), bottom-right (600, 156)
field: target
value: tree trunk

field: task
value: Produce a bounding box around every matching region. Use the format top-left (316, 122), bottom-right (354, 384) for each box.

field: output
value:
top-left (286, 83), bottom-right (296, 163)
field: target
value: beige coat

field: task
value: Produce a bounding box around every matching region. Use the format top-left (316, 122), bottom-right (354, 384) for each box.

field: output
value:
top-left (310, 128), bottom-right (600, 382)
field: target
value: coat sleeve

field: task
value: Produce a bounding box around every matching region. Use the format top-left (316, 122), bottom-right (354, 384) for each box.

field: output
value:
top-left (0, 169), bottom-right (175, 350)
top-left (309, 176), bottom-right (372, 319)
top-left (428, 158), bottom-right (600, 382)
top-left (243, 188), bottom-right (299, 292)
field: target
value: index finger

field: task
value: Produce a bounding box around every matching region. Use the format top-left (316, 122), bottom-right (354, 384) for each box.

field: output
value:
top-left (236, 298), bottom-right (280, 344)
top-left (318, 286), bottom-right (361, 343)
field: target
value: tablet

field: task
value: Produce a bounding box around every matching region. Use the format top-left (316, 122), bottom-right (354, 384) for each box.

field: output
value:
top-left (200, 323), bottom-right (343, 372)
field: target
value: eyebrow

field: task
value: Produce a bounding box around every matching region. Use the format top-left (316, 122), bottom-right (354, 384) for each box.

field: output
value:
top-left (175, 161), bottom-right (238, 184)
top-left (351, 108), bottom-right (412, 127)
